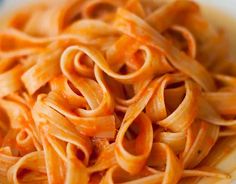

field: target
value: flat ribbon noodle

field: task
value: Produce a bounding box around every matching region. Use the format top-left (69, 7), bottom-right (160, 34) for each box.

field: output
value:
top-left (0, 0), bottom-right (236, 183)
top-left (113, 8), bottom-right (215, 91)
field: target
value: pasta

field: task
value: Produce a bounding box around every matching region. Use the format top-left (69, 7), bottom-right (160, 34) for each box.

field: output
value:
top-left (1, 0), bottom-right (236, 183)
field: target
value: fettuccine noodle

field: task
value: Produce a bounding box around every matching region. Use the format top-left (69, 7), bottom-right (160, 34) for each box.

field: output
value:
top-left (0, 0), bottom-right (236, 183)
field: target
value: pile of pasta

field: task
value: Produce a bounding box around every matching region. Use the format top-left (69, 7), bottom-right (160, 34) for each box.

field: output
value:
top-left (1, 0), bottom-right (236, 183)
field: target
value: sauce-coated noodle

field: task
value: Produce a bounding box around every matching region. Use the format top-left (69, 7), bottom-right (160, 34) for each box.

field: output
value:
top-left (0, 0), bottom-right (236, 183)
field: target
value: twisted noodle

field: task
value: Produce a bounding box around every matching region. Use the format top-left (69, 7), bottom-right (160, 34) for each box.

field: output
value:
top-left (0, 0), bottom-right (236, 183)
